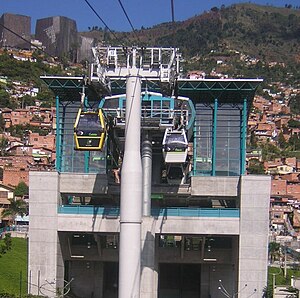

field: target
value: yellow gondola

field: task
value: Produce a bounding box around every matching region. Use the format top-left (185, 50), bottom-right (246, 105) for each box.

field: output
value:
top-left (74, 108), bottom-right (106, 150)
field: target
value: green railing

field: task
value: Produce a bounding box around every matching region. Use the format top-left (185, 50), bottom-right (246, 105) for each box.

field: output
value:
top-left (58, 205), bottom-right (239, 218)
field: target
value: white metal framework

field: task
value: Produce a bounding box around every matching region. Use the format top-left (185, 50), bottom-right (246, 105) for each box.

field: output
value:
top-left (89, 46), bottom-right (181, 91)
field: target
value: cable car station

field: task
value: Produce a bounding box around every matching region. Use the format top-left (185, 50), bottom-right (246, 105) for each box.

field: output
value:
top-left (28, 46), bottom-right (271, 298)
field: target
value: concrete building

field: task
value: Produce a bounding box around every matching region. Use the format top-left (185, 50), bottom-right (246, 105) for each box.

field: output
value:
top-left (77, 35), bottom-right (94, 62)
top-left (0, 13), bottom-right (31, 49)
top-left (35, 16), bottom-right (78, 59)
top-left (28, 48), bottom-right (270, 298)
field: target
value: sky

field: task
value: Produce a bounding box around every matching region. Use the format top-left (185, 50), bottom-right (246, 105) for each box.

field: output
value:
top-left (1, 0), bottom-right (300, 33)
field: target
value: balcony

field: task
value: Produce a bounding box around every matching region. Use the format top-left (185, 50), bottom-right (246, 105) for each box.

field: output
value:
top-left (58, 205), bottom-right (239, 218)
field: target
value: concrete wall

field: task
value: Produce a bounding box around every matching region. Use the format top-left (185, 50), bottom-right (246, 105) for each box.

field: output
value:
top-left (28, 172), bottom-right (64, 296)
top-left (59, 173), bottom-right (108, 195)
top-left (239, 175), bottom-right (271, 297)
top-left (0, 13), bottom-right (31, 48)
top-left (29, 172), bottom-right (270, 297)
top-left (191, 176), bottom-right (240, 197)
top-left (35, 16), bottom-right (78, 58)
top-left (57, 215), bottom-right (239, 235)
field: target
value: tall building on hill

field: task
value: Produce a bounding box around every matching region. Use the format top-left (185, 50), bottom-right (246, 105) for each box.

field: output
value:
top-left (77, 35), bottom-right (94, 62)
top-left (0, 13), bottom-right (31, 49)
top-left (35, 16), bottom-right (78, 59)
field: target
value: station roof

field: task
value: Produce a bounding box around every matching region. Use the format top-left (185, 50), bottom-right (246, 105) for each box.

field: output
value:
top-left (41, 76), bottom-right (262, 106)
top-left (41, 76), bottom-right (100, 102)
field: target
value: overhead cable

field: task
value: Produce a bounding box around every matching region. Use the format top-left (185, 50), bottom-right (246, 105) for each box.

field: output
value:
top-left (171, 0), bottom-right (175, 23)
top-left (84, 0), bottom-right (124, 44)
top-left (170, 0), bottom-right (176, 47)
top-left (117, 0), bottom-right (141, 43)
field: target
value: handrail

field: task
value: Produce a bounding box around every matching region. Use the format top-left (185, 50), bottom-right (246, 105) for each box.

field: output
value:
top-left (58, 205), bottom-right (239, 218)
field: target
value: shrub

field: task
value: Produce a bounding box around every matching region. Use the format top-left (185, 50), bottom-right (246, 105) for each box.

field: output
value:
top-left (4, 234), bottom-right (12, 250)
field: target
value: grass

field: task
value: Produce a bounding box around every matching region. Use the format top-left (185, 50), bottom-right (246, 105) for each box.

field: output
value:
top-left (0, 237), bottom-right (28, 295)
top-left (268, 266), bottom-right (300, 287)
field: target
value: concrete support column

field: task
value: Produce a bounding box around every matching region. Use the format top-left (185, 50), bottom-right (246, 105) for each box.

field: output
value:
top-left (142, 132), bottom-right (152, 217)
top-left (28, 172), bottom-right (64, 297)
top-left (239, 175), bottom-right (271, 297)
top-left (141, 218), bottom-right (158, 298)
top-left (119, 73), bottom-right (142, 298)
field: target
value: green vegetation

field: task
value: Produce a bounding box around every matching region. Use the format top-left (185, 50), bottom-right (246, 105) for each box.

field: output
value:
top-left (7, 124), bottom-right (51, 138)
top-left (267, 266), bottom-right (300, 297)
top-left (0, 87), bottom-right (16, 109)
top-left (1, 198), bottom-right (27, 225)
top-left (247, 159), bottom-right (265, 174)
top-left (0, 234), bottom-right (12, 255)
top-left (0, 52), bottom-right (60, 86)
top-left (14, 182), bottom-right (29, 198)
top-left (0, 238), bottom-right (27, 296)
top-left (118, 3), bottom-right (300, 84)
top-left (290, 95), bottom-right (300, 114)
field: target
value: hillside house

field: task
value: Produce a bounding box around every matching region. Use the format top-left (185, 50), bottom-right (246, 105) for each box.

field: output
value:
top-left (28, 132), bottom-right (55, 151)
top-left (0, 184), bottom-right (15, 227)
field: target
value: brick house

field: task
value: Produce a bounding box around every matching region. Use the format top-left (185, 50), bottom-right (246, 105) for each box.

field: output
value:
top-left (271, 178), bottom-right (287, 196)
top-left (28, 132), bottom-right (55, 151)
top-left (10, 109), bottom-right (31, 126)
top-left (3, 165), bottom-right (29, 187)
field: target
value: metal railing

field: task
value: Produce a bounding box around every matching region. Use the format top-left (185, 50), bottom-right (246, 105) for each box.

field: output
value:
top-left (58, 205), bottom-right (239, 218)
top-left (0, 225), bottom-right (29, 237)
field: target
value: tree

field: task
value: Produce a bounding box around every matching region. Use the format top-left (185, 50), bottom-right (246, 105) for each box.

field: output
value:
top-left (261, 142), bottom-right (281, 161)
top-left (288, 134), bottom-right (300, 151)
top-left (14, 181), bottom-right (29, 197)
top-left (247, 159), bottom-right (265, 174)
top-left (0, 89), bottom-right (11, 109)
top-left (1, 198), bottom-right (27, 226)
top-left (0, 137), bottom-right (9, 156)
top-left (0, 114), bottom-right (5, 132)
top-left (277, 131), bottom-right (287, 149)
top-left (289, 94), bottom-right (300, 114)
top-left (249, 130), bottom-right (258, 148)
top-left (269, 242), bottom-right (280, 263)
top-left (20, 95), bottom-right (36, 108)
top-left (3, 233), bottom-right (12, 250)
top-left (288, 119), bottom-right (300, 128)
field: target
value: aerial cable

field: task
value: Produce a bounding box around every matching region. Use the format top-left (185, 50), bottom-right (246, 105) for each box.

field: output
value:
top-left (0, 23), bottom-right (57, 60)
top-left (170, 0), bottom-right (176, 48)
top-left (117, 0), bottom-right (141, 43)
top-left (84, 0), bottom-right (125, 46)
top-left (171, 0), bottom-right (175, 24)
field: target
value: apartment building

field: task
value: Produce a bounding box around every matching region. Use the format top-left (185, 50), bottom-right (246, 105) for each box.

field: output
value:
top-left (28, 48), bottom-right (270, 298)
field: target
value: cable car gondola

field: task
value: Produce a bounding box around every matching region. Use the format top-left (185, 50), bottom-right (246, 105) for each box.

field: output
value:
top-left (162, 128), bottom-right (188, 163)
top-left (74, 108), bottom-right (106, 150)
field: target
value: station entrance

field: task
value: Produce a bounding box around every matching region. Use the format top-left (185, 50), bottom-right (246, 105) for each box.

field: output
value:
top-left (159, 263), bottom-right (201, 298)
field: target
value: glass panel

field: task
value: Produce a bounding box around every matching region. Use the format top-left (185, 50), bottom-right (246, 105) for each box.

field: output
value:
top-left (76, 113), bottom-right (103, 135)
top-left (215, 105), bottom-right (242, 176)
top-left (194, 104), bottom-right (213, 175)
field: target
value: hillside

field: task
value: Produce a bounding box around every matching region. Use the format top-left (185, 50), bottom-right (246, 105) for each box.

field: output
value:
top-left (133, 3), bottom-right (300, 62)
top-left (81, 3), bottom-right (300, 82)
